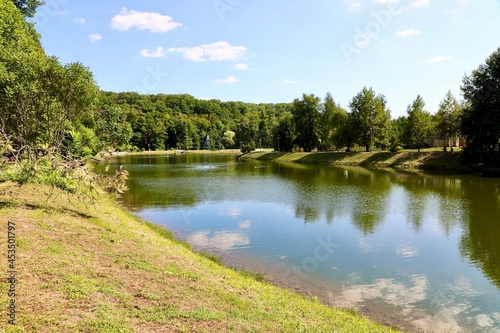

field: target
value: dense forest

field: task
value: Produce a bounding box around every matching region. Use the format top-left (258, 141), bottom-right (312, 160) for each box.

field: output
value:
top-left (1, 0), bottom-right (500, 165)
top-left (95, 89), bottom-right (460, 154)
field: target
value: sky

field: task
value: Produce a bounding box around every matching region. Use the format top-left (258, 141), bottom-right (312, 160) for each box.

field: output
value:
top-left (31, 0), bottom-right (500, 118)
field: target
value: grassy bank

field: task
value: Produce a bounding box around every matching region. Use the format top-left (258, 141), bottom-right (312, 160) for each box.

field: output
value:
top-left (0, 181), bottom-right (400, 333)
top-left (241, 151), bottom-right (469, 171)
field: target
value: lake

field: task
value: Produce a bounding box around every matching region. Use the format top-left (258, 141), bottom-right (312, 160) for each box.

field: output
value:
top-left (106, 153), bottom-right (500, 333)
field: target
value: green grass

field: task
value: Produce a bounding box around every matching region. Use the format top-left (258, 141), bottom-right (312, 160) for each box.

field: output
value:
top-left (0, 181), bottom-right (403, 332)
top-left (242, 150), bottom-right (469, 171)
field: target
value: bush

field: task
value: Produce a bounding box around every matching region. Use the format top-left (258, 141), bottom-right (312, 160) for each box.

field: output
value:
top-left (389, 143), bottom-right (403, 152)
top-left (241, 142), bottom-right (255, 154)
top-left (0, 152), bottom-right (130, 203)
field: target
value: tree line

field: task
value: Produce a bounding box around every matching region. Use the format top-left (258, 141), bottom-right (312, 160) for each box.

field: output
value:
top-left (92, 86), bottom-right (466, 156)
top-left (1, 0), bottom-right (499, 165)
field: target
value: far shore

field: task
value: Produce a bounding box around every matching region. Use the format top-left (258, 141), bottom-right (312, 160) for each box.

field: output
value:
top-left (96, 148), bottom-right (499, 175)
top-left (97, 149), bottom-right (242, 158)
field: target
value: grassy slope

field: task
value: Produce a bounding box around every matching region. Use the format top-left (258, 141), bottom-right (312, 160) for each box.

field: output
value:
top-left (242, 151), bottom-right (467, 171)
top-left (0, 182), bottom-right (400, 333)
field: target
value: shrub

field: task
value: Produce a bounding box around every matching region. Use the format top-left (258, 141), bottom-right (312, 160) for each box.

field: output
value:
top-left (241, 142), bottom-right (255, 154)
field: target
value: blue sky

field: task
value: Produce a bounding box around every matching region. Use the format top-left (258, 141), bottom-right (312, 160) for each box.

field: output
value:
top-left (32, 0), bottom-right (500, 118)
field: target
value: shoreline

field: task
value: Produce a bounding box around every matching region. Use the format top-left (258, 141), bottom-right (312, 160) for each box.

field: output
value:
top-left (0, 181), bottom-right (401, 332)
top-left (241, 150), bottom-right (500, 175)
top-left (97, 149), bottom-right (499, 175)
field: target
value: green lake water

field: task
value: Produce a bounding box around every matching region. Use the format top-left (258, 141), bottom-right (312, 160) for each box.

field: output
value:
top-left (107, 153), bottom-right (500, 333)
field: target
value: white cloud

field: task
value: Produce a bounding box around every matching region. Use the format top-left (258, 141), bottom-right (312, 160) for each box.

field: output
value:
top-left (283, 79), bottom-right (298, 84)
top-left (89, 33), bottom-right (103, 42)
top-left (139, 47), bottom-right (166, 58)
top-left (411, 0), bottom-right (430, 8)
top-left (373, 0), bottom-right (398, 4)
top-left (186, 231), bottom-right (249, 251)
top-left (234, 63), bottom-right (249, 71)
top-left (219, 207), bottom-right (242, 217)
top-left (355, 33), bottom-right (376, 47)
top-left (169, 41), bottom-right (247, 62)
top-left (215, 76), bottom-right (240, 84)
top-left (342, 0), bottom-right (362, 11)
top-left (347, 2), bottom-right (361, 11)
top-left (396, 243), bottom-right (420, 259)
top-left (239, 220), bottom-right (252, 229)
top-left (111, 8), bottom-right (182, 33)
top-left (74, 17), bottom-right (85, 24)
top-left (396, 29), bottom-right (421, 37)
top-left (425, 56), bottom-right (455, 63)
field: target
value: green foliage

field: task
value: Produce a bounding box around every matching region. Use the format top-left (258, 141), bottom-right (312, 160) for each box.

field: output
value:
top-left (11, 0), bottom-right (43, 17)
top-left (405, 95), bottom-right (432, 152)
top-left (461, 47), bottom-right (500, 164)
top-left (292, 94), bottom-right (321, 152)
top-left (1, 0), bottom-right (98, 157)
top-left (0, 154), bottom-right (97, 198)
top-left (273, 111), bottom-right (295, 152)
top-left (198, 252), bottom-right (224, 265)
top-left (241, 142), bottom-right (255, 153)
top-left (99, 92), bottom-right (297, 153)
top-left (169, 116), bottom-right (200, 150)
top-left (95, 105), bottom-right (133, 151)
top-left (1, 0), bottom-right (41, 47)
top-left (238, 269), bottom-right (267, 283)
top-left (435, 91), bottom-right (462, 152)
top-left (318, 93), bottom-right (349, 151)
top-left (221, 130), bottom-right (236, 148)
top-left (349, 87), bottom-right (390, 152)
top-left (63, 125), bottom-right (100, 158)
top-left (0, 4), bottom-right (98, 157)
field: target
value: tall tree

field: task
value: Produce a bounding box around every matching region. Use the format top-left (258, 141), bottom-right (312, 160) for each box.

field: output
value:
top-left (1, 0), bottom-right (98, 157)
top-left (406, 95), bottom-right (432, 152)
top-left (373, 101), bottom-right (392, 151)
top-left (337, 112), bottom-right (358, 152)
top-left (435, 91), bottom-right (462, 151)
top-left (318, 92), bottom-right (349, 151)
top-left (274, 111), bottom-right (295, 152)
top-left (349, 87), bottom-right (389, 152)
top-left (461, 47), bottom-right (500, 164)
top-left (292, 94), bottom-right (320, 152)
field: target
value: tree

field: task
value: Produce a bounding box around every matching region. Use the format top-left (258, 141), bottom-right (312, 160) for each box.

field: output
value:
top-left (1, 56), bottom-right (98, 155)
top-left (349, 87), bottom-right (389, 152)
top-left (337, 112), bottom-right (358, 152)
top-left (435, 91), bottom-right (462, 151)
top-left (95, 105), bottom-right (133, 150)
top-left (373, 102), bottom-right (392, 151)
top-left (329, 108), bottom-right (349, 151)
top-left (273, 111), bottom-right (295, 152)
top-left (318, 93), bottom-right (349, 151)
top-left (461, 47), bottom-right (500, 164)
top-left (406, 95), bottom-right (432, 152)
top-left (222, 130), bottom-right (235, 149)
top-left (12, 0), bottom-right (43, 17)
top-left (389, 117), bottom-right (406, 152)
top-left (1, 1), bottom-right (98, 157)
top-left (292, 94), bottom-right (320, 152)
